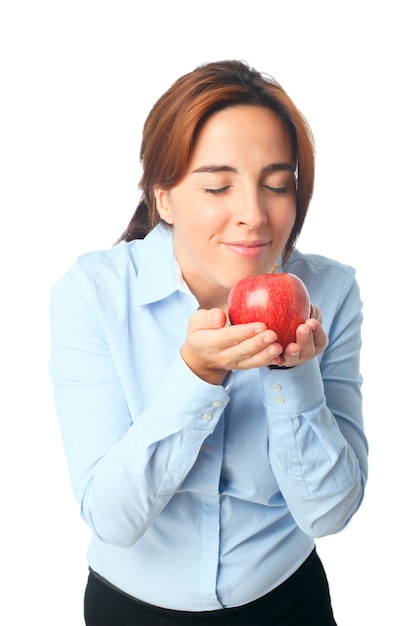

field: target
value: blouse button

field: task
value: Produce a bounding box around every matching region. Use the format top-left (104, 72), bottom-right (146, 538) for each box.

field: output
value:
top-left (203, 412), bottom-right (213, 421)
top-left (212, 401), bottom-right (223, 408)
top-left (272, 383), bottom-right (282, 392)
top-left (275, 396), bottom-right (285, 405)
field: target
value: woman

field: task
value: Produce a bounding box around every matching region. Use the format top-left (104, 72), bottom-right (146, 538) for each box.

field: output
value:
top-left (49, 60), bottom-right (368, 625)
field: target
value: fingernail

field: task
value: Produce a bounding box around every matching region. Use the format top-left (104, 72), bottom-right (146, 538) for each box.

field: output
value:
top-left (268, 346), bottom-right (281, 357)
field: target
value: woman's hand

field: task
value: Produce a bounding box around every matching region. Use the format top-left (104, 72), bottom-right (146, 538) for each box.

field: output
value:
top-left (269, 304), bottom-right (328, 369)
top-left (180, 305), bottom-right (328, 385)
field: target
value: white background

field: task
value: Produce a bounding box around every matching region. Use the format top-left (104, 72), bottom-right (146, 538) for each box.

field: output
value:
top-left (1, 1), bottom-right (415, 624)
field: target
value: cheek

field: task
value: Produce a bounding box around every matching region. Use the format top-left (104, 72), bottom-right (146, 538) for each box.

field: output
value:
top-left (175, 204), bottom-right (227, 235)
top-left (271, 204), bottom-right (296, 235)
top-left (171, 212), bottom-right (206, 250)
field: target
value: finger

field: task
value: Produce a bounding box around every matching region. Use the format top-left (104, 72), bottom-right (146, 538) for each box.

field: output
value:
top-left (278, 325), bottom-right (314, 366)
top-left (188, 308), bottom-right (228, 333)
top-left (295, 321), bottom-right (328, 358)
top-left (216, 325), bottom-right (282, 369)
top-left (232, 338), bottom-right (284, 369)
top-left (210, 308), bottom-right (228, 329)
top-left (309, 304), bottom-right (322, 323)
top-left (215, 321), bottom-right (270, 349)
top-left (306, 319), bottom-right (329, 352)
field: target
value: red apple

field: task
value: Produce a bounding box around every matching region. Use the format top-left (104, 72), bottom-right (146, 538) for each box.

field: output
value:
top-left (227, 272), bottom-right (310, 350)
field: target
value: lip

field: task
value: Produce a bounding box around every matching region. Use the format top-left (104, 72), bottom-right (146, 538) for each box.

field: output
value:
top-left (223, 240), bottom-right (271, 259)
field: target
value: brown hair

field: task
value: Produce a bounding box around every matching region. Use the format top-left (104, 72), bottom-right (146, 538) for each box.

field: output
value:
top-left (117, 60), bottom-right (315, 262)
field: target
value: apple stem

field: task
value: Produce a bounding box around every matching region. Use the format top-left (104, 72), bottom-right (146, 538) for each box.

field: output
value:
top-left (270, 264), bottom-right (280, 274)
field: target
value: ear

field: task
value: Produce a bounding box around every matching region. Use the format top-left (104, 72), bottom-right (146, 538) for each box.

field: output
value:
top-left (154, 186), bottom-right (174, 224)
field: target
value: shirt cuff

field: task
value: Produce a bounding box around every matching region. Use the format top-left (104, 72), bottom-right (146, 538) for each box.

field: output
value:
top-left (260, 358), bottom-right (324, 416)
top-left (151, 351), bottom-right (231, 432)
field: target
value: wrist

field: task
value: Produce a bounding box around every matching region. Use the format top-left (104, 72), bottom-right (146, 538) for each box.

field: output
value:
top-left (180, 346), bottom-right (229, 385)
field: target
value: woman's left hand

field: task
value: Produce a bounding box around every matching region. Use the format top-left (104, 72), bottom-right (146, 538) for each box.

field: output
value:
top-left (269, 304), bottom-right (328, 368)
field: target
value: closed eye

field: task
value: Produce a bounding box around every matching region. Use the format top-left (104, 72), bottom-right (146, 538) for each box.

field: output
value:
top-left (204, 186), bottom-right (230, 195)
top-left (263, 185), bottom-right (287, 194)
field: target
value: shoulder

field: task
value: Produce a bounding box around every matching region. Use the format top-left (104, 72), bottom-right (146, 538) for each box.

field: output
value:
top-left (284, 249), bottom-right (357, 292)
top-left (285, 249), bottom-right (356, 279)
top-left (76, 240), bottom-right (141, 279)
top-left (62, 225), bottom-right (172, 286)
top-left (284, 249), bottom-right (361, 316)
top-left (51, 240), bottom-right (142, 298)
top-left (50, 238), bottom-right (154, 322)
top-left (50, 225), bottom-right (176, 309)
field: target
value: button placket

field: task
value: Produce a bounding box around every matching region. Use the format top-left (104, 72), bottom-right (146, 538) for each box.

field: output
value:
top-left (272, 382), bottom-right (285, 405)
top-left (202, 399), bottom-right (224, 422)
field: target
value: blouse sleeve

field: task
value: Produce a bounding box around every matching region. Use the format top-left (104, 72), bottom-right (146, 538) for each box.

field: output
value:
top-left (49, 263), bottom-right (230, 547)
top-left (261, 269), bottom-right (368, 537)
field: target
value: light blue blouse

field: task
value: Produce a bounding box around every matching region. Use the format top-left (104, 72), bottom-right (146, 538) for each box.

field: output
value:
top-left (49, 224), bottom-right (368, 610)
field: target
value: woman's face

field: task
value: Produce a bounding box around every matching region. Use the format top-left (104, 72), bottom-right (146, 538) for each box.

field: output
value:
top-left (155, 105), bottom-right (297, 309)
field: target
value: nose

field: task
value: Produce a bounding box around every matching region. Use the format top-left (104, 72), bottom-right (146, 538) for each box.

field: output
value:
top-left (236, 189), bottom-right (267, 229)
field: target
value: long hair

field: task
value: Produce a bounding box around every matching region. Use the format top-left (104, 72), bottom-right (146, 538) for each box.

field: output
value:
top-left (117, 60), bottom-right (315, 262)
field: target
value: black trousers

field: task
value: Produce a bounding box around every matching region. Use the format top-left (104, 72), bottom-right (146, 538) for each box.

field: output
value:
top-left (84, 548), bottom-right (337, 626)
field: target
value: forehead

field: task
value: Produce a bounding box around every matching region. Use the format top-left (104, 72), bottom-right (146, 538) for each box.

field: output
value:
top-left (185, 106), bottom-right (294, 177)
top-left (200, 103), bottom-right (288, 134)
top-left (191, 105), bottom-right (294, 162)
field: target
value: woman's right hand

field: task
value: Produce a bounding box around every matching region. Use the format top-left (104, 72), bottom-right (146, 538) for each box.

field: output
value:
top-left (180, 308), bottom-right (282, 385)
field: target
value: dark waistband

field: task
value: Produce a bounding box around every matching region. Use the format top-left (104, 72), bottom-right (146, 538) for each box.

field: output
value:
top-left (88, 547), bottom-right (319, 617)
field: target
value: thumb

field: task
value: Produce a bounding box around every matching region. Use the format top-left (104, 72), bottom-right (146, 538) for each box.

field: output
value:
top-left (188, 307), bottom-right (227, 333)
top-left (309, 304), bottom-right (322, 324)
top-left (209, 307), bottom-right (228, 328)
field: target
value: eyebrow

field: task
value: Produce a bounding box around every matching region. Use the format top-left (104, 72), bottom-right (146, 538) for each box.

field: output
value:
top-left (262, 162), bottom-right (295, 174)
top-left (191, 165), bottom-right (236, 174)
top-left (191, 162), bottom-right (295, 174)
